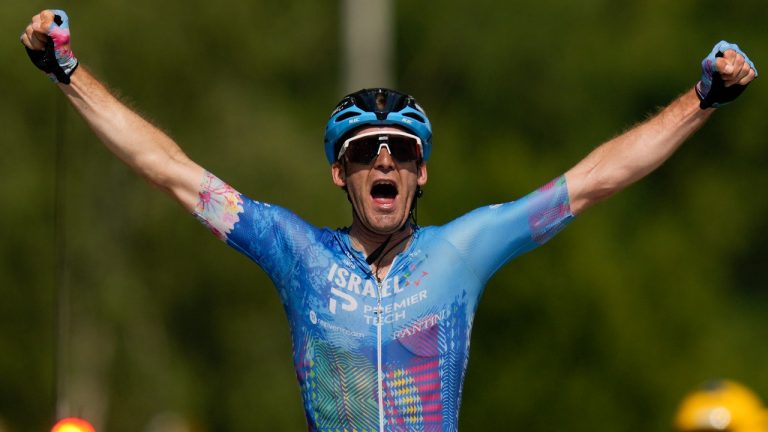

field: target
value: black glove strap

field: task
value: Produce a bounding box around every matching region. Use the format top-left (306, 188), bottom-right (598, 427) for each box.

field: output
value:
top-left (25, 41), bottom-right (73, 84)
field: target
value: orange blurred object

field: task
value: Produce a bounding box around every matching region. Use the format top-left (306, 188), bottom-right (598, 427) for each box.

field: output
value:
top-left (51, 417), bottom-right (96, 432)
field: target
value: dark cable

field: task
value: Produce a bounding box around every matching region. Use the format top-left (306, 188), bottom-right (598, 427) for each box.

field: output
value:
top-left (372, 227), bottom-right (413, 282)
top-left (52, 93), bottom-right (70, 422)
top-left (366, 234), bottom-right (392, 265)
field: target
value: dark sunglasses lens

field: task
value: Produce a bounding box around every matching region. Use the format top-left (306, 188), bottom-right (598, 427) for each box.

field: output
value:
top-left (345, 137), bottom-right (380, 164)
top-left (344, 135), bottom-right (420, 164)
top-left (387, 136), bottom-right (419, 162)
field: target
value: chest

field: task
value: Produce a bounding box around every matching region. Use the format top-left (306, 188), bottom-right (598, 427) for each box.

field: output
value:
top-left (293, 240), bottom-right (479, 340)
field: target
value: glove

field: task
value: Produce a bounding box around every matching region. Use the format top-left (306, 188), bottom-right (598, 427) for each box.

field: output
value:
top-left (695, 40), bottom-right (757, 109)
top-left (24, 10), bottom-right (79, 84)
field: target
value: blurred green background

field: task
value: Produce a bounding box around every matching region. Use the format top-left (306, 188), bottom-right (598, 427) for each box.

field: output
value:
top-left (2, 0), bottom-right (767, 430)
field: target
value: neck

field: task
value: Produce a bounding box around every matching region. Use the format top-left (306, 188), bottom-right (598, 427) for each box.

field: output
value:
top-left (348, 219), bottom-right (412, 259)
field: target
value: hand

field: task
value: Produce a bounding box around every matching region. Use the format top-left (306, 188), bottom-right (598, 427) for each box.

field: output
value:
top-left (20, 10), bottom-right (79, 84)
top-left (695, 41), bottom-right (758, 109)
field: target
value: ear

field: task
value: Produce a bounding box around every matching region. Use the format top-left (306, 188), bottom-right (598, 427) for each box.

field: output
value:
top-left (417, 162), bottom-right (428, 187)
top-left (331, 161), bottom-right (346, 188)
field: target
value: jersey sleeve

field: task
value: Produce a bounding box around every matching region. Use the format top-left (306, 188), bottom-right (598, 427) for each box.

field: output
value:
top-left (438, 175), bottom-right (574, 284)
top-left (192, 171), bottom-right (317, 300)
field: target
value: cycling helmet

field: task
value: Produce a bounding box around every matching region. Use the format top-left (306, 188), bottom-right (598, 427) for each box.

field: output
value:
top-left (674, 380), bottom-right (768, 432)
top-left (324, 88), bottom-right (432, 164)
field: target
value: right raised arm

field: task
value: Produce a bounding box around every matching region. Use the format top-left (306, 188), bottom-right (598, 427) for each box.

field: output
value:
top-left (21, 9), bottom-right (204, 211)
top-left (60, 66), bottom-right (205, 211)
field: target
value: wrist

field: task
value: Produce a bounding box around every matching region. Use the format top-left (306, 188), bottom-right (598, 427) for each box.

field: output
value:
top-left (58, 58), bottom-right (78, 83)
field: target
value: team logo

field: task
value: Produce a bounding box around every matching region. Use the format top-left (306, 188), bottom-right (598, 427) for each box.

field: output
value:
top-left (329, 288), bottom-right (358, 314)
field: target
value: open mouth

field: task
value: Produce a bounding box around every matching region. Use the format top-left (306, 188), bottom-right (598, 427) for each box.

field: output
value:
top-left (371, 181), bottom-right (398, 203)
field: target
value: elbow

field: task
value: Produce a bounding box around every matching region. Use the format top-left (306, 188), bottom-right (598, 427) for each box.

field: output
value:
top-left (569, 169), bottom-right (624, 214)
top-left (588, 172), bottom-right (621, 203)
top-left (135, 152), bottom-right (183, 189)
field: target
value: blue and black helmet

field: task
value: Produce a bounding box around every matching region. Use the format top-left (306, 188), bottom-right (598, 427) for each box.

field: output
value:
top-left (324, 88), bottom-right (432, 165)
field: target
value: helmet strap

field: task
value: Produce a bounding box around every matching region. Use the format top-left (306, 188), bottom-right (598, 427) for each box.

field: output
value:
top-left (409, 186), bottom-right (422, 226)
top-left (409, 160), bottom-right (424, 226)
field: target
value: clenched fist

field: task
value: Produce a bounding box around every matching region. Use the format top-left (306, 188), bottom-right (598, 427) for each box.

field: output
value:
top-left (20, 9), bottom-right (79, 84)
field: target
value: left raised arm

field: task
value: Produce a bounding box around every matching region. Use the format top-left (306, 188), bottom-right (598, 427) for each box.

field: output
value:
top-left (565, 42), bottom-right (757, 215)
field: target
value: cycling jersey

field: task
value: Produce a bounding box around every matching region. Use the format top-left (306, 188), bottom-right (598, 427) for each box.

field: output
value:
top-left (194, 172), bottom-right (573, 432)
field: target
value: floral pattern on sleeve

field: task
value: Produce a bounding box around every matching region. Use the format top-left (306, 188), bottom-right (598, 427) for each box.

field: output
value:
top-left (194, 171), bottom-right (244, 242)
top-left (528, 175), bottom-right (572, 244)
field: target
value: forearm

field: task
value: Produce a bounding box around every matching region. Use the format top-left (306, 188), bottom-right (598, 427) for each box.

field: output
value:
top-left (60, 67), bottom-right (203, 210)
top-left (565, 89), bottom-right (713, 214)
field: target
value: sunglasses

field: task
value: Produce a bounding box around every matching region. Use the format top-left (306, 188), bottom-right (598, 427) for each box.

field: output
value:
top-left (337, 131), bottom-right (423, 165)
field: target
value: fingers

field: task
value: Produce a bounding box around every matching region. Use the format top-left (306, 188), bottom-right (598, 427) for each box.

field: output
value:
top-left (37, 10), bottom-right (56, 30)
top-left (21, 25), bottom-right (46, 50)
top-left (19, 10), bottom-right (56, 51)
top-left (716, 49), bottom-right (757, 87)
top-left (737, 68), bottom-right (757, 86)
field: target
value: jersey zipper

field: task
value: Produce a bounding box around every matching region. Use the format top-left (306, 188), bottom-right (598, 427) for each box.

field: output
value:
top-left (374, 253), bottom-right (403, 432)
top-left (375, 275), bottom-right (384, 432)
top-left (341, 230), bottom-right (410, 432)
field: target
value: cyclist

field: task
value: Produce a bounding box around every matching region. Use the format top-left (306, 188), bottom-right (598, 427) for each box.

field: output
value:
top-left (22, 9), bottom-right (757, 432)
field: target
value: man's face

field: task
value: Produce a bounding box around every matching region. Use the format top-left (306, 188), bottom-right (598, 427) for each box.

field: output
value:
top-left (331, 126), bottom-right (428, 235)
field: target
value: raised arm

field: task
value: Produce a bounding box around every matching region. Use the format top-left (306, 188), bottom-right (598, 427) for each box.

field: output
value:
top-left (20, 9), bottom-right (204, 211)
top-left (565, 42), bottom-right (757, 215)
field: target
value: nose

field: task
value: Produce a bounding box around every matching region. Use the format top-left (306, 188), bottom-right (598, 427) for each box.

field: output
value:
top-left (373, 144), bottom-right (395, 171)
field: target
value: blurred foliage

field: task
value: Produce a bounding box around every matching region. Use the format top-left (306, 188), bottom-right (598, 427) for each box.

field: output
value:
top-left (1, 0), bottom-right (767, 430)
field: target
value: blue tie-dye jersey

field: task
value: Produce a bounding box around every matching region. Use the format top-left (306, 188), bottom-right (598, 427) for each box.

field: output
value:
top-left (194, 172), bottom-right (573, 432)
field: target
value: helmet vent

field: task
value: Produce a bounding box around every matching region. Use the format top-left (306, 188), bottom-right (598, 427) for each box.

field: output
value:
top-left (335, 111), bottom-right (360, 122)
top-left (403, 112), bottom-right (426, 123)
top-left (375, 93), bottom-right (387, 111)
